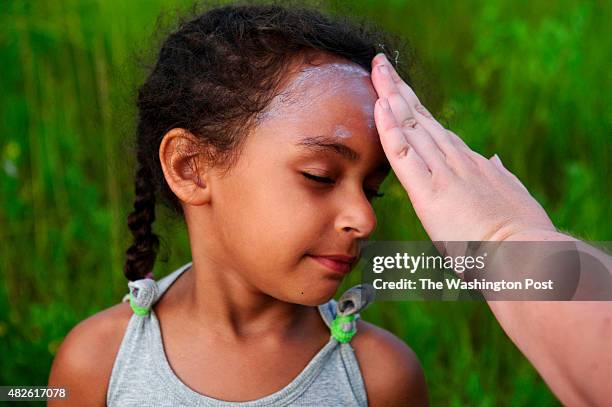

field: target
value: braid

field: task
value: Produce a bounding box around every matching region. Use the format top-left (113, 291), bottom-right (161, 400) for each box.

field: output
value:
top-left (124, 164), bottom-right (160, 281)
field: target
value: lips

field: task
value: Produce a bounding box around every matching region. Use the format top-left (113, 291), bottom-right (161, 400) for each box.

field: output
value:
top-left (308, 254), bottom-right (357, 275)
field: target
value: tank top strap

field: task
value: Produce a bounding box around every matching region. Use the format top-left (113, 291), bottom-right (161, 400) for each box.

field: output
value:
top-left (317, 298), bottom-right (338, 329)
top-left (318, 284), bottom-right (376, 343)
top-left (121, 261), bottom-right (193, 316)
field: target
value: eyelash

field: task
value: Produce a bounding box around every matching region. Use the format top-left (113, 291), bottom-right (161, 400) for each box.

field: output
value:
top-left (301, 172), bottom-right (385, 200)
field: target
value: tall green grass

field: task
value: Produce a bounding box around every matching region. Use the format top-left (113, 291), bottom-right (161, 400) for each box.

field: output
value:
top-left (1, 0), bottom-right (609, 405)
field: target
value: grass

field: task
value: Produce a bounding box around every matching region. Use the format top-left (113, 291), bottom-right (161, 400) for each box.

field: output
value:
top-left (1, 0), bottom-right (609, 405)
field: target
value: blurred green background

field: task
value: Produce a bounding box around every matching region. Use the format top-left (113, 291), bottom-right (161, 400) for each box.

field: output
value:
top-left (1, 0), bottom-right (610, 405)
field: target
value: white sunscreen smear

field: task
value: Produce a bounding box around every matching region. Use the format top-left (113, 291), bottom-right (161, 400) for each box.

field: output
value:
top-left (256, 62), bottom-right (374, 129)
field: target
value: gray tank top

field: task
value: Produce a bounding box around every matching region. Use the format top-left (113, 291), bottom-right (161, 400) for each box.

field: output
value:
top-left (107, 261), bottom-right (375, 406)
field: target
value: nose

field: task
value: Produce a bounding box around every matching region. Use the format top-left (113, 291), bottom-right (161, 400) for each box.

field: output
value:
top-left (335, 187), bottom-right (378, 239)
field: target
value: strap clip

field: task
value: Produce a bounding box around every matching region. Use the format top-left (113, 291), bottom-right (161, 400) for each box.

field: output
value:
top-left (330, 284), bottom-right (376, 343)
top-left (331, 314), bottom-right (357, 343)
top-left (127, 278), bottom-right (159, 316)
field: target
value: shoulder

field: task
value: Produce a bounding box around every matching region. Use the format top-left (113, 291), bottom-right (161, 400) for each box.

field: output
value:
top-left (47, 301), bottom-right (133, 406)
top-left (351, 319), bottom-right (429, 407)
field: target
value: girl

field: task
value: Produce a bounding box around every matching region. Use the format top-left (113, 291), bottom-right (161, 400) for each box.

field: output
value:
top-left (48, 3), bottom-right (428, 406)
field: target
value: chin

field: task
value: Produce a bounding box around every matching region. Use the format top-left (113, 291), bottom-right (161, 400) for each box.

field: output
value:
top-left (287, 278), bottom-right (343, 306)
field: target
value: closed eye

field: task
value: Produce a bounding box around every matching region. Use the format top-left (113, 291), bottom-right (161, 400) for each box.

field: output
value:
top-left (301, 172), bottom-right (335, 184)
top-left (301, 172), bottom-right (385, 200)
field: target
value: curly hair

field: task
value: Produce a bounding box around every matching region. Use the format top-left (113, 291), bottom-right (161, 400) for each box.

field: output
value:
top-left (124, 0), bottom-right (411, 282)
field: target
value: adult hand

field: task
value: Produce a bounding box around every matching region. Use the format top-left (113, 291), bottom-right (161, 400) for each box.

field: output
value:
top-left (370, 53), bottom-right (556, 242)
top-left (369, 54), bottom-right (612, 407)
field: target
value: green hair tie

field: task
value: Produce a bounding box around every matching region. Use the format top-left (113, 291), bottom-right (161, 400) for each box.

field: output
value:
top-left (129, 292), bottom-right (151, 316)
top-left (331, 314), bottom-right (357, 343)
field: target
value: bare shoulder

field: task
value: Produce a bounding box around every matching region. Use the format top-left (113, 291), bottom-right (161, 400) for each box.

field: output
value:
top-left (351, 319), bottom-right (429, 407)
top-left (47, 301), bottom-right (133, 406)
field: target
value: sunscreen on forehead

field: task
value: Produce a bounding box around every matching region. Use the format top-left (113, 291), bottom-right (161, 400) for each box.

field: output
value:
top-left (256, 62), bottom-right (373, 125)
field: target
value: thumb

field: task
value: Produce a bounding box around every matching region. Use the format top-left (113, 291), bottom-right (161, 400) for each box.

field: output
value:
top-left (489, 154), bottom-right (528, 191)
top-left (490, 154), bottom-right (505, 170)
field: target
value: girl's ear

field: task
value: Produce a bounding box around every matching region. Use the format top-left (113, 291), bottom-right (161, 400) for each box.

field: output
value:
top-left (159, 128), bottom-right (212, 206)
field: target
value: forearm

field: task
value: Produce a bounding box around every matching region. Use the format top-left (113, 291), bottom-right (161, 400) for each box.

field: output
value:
top-left (487, 230), bottom-right (612, 406)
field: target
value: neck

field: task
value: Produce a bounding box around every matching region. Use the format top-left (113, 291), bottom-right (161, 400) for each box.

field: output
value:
top-left (173, 258), bottom-right (324, 342)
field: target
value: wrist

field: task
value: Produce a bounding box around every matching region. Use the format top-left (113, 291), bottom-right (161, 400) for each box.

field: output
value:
top-left (485, 217), bottom-right (559, 242)
top-left (503, 228), bottom-right (578, 242)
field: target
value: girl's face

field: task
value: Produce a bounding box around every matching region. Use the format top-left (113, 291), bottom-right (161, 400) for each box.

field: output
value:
top-left (206, 55), bottom-right (390, 305)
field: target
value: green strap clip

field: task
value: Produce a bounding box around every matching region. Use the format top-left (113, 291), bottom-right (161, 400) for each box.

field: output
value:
top-left (129, 291), bottom-right (151, 316)
top-left (331, 314), bottom-right (357, 343)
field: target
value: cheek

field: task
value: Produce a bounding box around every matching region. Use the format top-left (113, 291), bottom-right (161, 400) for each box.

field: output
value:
top-left (215, 172), bottom-right (320, 269)
top-left (213, 173), bottom-right (343, 304)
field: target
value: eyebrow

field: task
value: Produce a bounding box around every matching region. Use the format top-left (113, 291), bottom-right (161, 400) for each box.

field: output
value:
top-left (295, 134), bottom-right (391, 174)
top-left (296, 135), bottom-right (360, 161)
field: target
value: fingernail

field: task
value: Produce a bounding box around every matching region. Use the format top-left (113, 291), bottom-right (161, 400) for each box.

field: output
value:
top-left (380, 97), bottom-right (390, 110)
top-left (415, 104), bottom-right (432, 118)
top-left (378, 64), bottom-right (389, 76)
top-left (376, 52), bottom-right (388, 63)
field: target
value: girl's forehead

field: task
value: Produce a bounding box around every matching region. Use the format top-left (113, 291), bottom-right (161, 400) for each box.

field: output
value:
top-left (282, 60), bottom-right (373, 102)
top-left (249, 59), bottom-right (382, 166)
top-left (286, 62), bottom-right (370, 88)
top-left (256, 59), bottom-right (376, 126)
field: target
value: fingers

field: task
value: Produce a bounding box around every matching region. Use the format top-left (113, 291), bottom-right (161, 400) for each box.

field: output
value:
top-left (373, 64), bottom-right (451, 176)
top-left (372, 53), bottom-right (525, 195)
top-left (410, 104), bottom-right (476, 173)
top-left (374, 98), bottom-right (431, 195)
top-left (446, 129), bottom-right (481, 168)
top-left (371, 55), bottom-right (473, 174)
top-left (387, 94), bottom-right (450, 175)
top-left (445, 129), bottom-right (470, 151)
